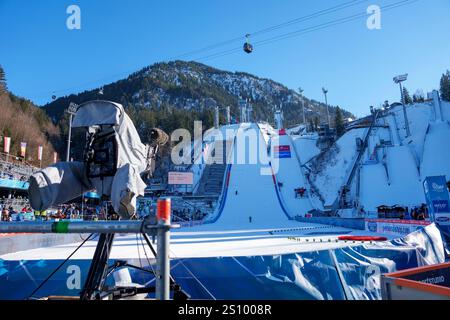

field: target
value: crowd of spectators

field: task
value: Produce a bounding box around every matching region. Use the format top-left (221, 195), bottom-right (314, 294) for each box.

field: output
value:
top-left (376, 204), bottom-right (429, 220)
top-left (172, 208), bottom-right (207, 222)
top-left (137, 199), bottom-right (208, 222)
top-left (0, 156), bottom-right (37, 182)
top-left (0, 201), bottom-right (121, 222)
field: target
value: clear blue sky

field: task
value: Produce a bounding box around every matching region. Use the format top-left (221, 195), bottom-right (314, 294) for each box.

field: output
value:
top-left (1, 0), bottom-right (449, 117)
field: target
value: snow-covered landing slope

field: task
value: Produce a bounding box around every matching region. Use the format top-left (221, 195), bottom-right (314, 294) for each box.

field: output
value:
top-left (291, 134), bottom-right (321, 165)
top-left (310, 100), bottom-right (450, 212)
top-left (0, 225), bottom-right (395, 261)
top-left (269, 130), bottom-right (314, 217)
top-left (0, 123), bottom-right (398, 264)
top-left (206, 122), bottom-right (294, 229)
top-left (310, 128), bottom-right (367, 206)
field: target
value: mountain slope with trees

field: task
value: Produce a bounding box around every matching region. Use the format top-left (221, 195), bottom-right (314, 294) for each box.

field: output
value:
top-left (43, 61), bottom-right (354, 139)
top-left (0, 65), bottom-right (60, 167)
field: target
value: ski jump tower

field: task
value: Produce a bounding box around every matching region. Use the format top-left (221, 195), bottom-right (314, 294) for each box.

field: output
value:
top-left (239, 98), bottom-right (248, 123)
top-left (274, 105), bottom-right (284, 130)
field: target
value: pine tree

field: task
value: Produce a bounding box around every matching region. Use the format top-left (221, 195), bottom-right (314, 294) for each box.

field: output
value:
top-left (413, 89), bottom-right (425, 103)
top-left (0, 65), bottom-right (6, 94)
top-left (440, 71), bottom-right (450, 101)
top-left (313, 117), bottom-right (320, 131)
top-left (334, 106), bottom-right (345, 138)
top-left (402, 87), bottom-right (413, 104)
top-left (308, 118), bottom-right (315, 132)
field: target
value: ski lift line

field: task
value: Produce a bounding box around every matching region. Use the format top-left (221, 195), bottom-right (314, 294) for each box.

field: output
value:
top-left (29, 70), bottom-right (138, 99)
top-left (201, 0), bottom-right (420, 62)
top-left (171, 0), bottom-right (369, 61)
top-left (32, 0), bottom-right (419, 102)
top-left (249, 0), bottom-right (369, 37)
top-left (253, 0), bottom-right (419, 47)
top-left (27, 0), bottom-right (371, 100)
top-left (168, 36), bottom-right (246, 61)
top-left (198, 0), bottom-right (420, 63)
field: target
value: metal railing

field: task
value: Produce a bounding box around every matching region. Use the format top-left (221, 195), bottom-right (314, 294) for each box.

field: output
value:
top-left (0, 219), bottom-right (178, 300)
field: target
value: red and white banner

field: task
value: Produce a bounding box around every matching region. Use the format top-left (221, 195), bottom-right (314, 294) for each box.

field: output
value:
top-left (3, 137), bottom-right (11, 154)
top-left (168, 172), bottom-right (194, 185)
top-left (20, 142), bottom-right (27, 158)
top-left (37, 145), bottom-right (43, 161)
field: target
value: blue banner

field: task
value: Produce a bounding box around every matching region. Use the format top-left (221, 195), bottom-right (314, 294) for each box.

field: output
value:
top-left (0, 178), bottom-right (29, 190)
top-left (423, 176), bottom-right (450, 228)
top-left (274, 151), bottom-right (292, 159)
top-left (0, 224), bottom-right (447, 300)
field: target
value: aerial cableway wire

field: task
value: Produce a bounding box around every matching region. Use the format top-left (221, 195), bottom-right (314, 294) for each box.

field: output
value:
top-left (28, 0), bottom-right (372, 100)
top-left (169, 0), bottom-right (369, 60)
top-left (37, 0), bottom-right (419, 99)
top-left (197, 0), bottom-right (421, 62)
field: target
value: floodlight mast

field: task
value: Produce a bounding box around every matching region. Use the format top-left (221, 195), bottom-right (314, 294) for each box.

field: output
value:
top-left (322, 87), bottom-right (330, 127)
top-left (298, 87), bottom-right (306, 125)
top-left (65, 103), bottom-right (78, 162)
top-left (393, 74), bottom-right (411, 137)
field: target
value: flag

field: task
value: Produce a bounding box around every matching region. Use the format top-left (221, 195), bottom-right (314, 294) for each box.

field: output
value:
top-left (53, 152), bottom-right (58, 163)
top-left (3, 137), bottom-right (11, 154)
top-left (38, 145), bottom-right (43, 161)
top-left (20, 142), bottom-right (27, 158)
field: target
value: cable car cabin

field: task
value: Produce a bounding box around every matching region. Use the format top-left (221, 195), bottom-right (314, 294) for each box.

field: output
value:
top-left (243, 42), bottom-right (253, 54)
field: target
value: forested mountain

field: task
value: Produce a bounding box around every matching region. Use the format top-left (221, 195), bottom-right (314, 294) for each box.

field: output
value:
top-left (43, 61), bottom-right (353, 140)
top-left (0, 65), bottom-right (60, 167)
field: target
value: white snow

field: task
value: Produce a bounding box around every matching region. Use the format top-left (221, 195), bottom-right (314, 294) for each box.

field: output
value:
top-left (310, 100), bottom-right (450, 212)
top-left (311, 128), bottom-right (367, 206)
top-left (2, 100), bottom-right (448, 263)
top-left (291, 134), bottom-right (321, 165)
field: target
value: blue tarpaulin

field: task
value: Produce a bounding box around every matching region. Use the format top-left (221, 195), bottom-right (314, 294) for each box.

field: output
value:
top-left (0, 224), bottom-right (448, 300)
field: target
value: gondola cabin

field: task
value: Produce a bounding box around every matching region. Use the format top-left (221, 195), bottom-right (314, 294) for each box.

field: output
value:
top-left (243, 42), bottom-right (253, 54)
top-left (243, 34), bottom-right (253, 54)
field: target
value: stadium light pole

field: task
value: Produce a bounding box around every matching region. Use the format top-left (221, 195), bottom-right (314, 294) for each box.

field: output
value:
top-left (393, 74), bottom-right (411, 137)
top-left (66, 103), bottom-right (78, 162)
top-left (298, 87), bottom-right (306, 125)
top-left (322, 87), bottom-right (331, 127)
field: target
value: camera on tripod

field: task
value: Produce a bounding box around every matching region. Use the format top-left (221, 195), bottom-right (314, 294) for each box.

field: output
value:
top-left (28, 100), bottom-right (168, 219)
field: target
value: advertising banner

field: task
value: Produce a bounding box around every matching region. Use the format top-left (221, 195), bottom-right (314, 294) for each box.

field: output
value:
top-left (20, 142), bottom-right (27, 158)
top-left (365, 219), bottom-right (430, 236)
top-left (37, 145), bottom-right (43, 161)
top-left (274, 145), bottom-right (291, 158)
top-left (168, 172), bottom-right (194, 185)
top-left (3, 137), bottom-right (11, 154)
top-left (423, 176), bottom-right (450, 227)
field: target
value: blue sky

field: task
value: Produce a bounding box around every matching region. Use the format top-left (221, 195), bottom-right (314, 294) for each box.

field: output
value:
top-left (0, 0), bottom-right (449, 117)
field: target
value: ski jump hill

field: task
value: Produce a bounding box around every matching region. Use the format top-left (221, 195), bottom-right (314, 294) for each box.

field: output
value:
top-left (309, 97), bottom-right (450, 214)
top-left (0, 121), bottom-right (448, 300)
top-left (202, 122), bottom-right (314, 229)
